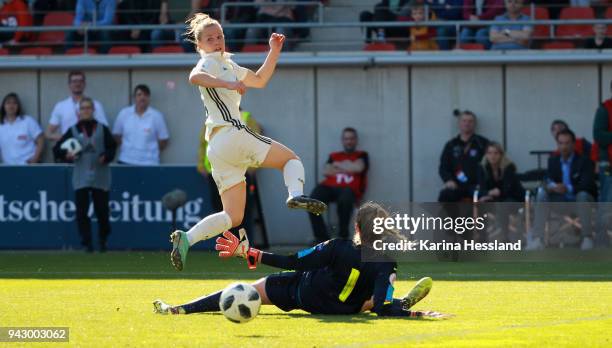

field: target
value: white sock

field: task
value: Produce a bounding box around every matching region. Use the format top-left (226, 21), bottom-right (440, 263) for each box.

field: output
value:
top-left (186, 211), bottom-right (232, 246)
top-left (283, 159), bottom-right (304, 198)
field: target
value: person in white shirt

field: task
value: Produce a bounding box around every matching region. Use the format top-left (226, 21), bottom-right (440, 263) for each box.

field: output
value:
top-left (169, 13), bottom-right (327, 272)
top-left (0, 92), bottom-right (44, 165)
top-left (113, 84), bottom-right (169, 165)
top-left (45, 71), bottom-right (108, 142)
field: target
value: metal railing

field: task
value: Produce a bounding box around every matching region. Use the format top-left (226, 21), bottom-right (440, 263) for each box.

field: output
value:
top-left (0, 18), bottom-right (610, 52)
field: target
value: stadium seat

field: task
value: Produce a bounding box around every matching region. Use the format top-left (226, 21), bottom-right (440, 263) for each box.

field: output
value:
top-left (363, 42), bottom-right (396, 51)
top-left (458, 43), bottom-right (485, 50)
top-left (556, 7), bottom-right (595, 38)
top-left (0, 48), bottom-right (8, 55)
top-left (152, 45), bottom-right (184, 54)
top-left (20, 47), bottom-right (53, 55)
top-left (521, 7), bottom-right (550, 39)
top-left (108, 45), bottom-right (142, 54)
top-left (38, 12), bottom-right (74, 44)
top-left (241, 44), bottom-right (269, 53)
top-left (542, 41), bottom-right (575, 50)
top-left (65, 47), bottom-right (97, 55)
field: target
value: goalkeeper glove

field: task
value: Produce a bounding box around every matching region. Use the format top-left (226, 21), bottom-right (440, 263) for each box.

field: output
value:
top-left (215, 229), bottom-right (261, 270)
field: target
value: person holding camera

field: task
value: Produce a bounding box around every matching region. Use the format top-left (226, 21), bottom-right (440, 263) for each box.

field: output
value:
top-left (53, 97), bottom-right (117, 252)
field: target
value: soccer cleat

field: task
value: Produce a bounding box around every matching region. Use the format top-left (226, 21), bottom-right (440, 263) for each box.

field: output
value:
top-left (401, 277), bottom-right (433, 310)
top-left (170, 230), bottom-right (189, 271)
top-left (153, 300), bottom-right (183, 315)
top-left (286, 195), bottom-right (327, 215)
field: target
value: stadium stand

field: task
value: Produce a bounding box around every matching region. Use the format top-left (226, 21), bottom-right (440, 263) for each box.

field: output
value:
top-left (37, 11), bottom-right (74, 46)
top-left (108, 45), bottom-right (142, 55)
top-left (20, 46), bottom-right (53, 55)
top-left (557, 7), bottom-right (595, 38)
top-left (542, 41), bottom-right (576, 49)
top-left (65, 47), bottom-right (97, 55)
top-left (152, 45), bottom-right (184, 54)
top-left (363, 42), bottom-right (396, 51)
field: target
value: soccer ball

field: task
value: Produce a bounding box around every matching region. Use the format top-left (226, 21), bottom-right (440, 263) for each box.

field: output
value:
top-left (60, 138), bottom-right (82, 156)
top-left (219, 282), bottom-right (261, 323)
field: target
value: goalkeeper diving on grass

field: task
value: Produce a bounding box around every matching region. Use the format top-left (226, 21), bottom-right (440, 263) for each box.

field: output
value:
top-left (154, 202), bottom-right (448, 318)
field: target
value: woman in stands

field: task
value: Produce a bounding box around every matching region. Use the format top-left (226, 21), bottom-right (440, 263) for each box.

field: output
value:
top-left (169, 14), bottom-right (326, 271)
top-left (156, 202), bottom-right (446, 319)
top-left (477, 142), bottom-right (525, 241)
top-left (0, 92), bottom-right (43, 165)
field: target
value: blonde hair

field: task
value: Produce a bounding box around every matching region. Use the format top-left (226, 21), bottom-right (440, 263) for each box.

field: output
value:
top-left (185, 13), bottom-right (221, 47)
top-left (481, 142), bottom-right (514, 177)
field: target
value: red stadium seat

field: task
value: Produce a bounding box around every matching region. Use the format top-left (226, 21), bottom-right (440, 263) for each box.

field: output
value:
top-left (521, 7), bottom-right (550, 39)
top-left (458, 43), bottom-right (485, 50)
top-left (65, 47), bottom-right (97, 55)
top-left (363, 42), bottom-right (396, 51)
top-left (0, 48), bottom-right (8, 55)
top-left (20, 47), bottom-right (53, 55)
top-left (38, 12), bottom-right (74, 44)
top-left (152, 45), bottom-right (184, 53)
top-left (556, 7), bottom-right (595, 38)
top-left (108, 45), bottom-right (142, 54)
top-left (542, 41), bottom-right (575, 50)
top-left (241, 44), bottom-right (269, 53)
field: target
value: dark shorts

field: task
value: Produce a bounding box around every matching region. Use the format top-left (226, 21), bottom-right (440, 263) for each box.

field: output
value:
top-left (265, 271), bottom-right (302, 312)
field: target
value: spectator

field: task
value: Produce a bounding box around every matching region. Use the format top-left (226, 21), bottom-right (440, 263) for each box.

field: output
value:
top-left (428, 0), bottom-right (463, 50)
top-left (550, 119), bottom-right (593, 160)
top-left (197, 109), bottom-right (262, 244)
top-left (438, 110), bottom-right (490, 204)
top-left (116, 0), bottom-right (168, 52)
top-left (527, 129), bottom-right (597, 250)
top-left (592, 79), bottom-right (612, 247)
top-left (181, 0), bottom-right (225, 53)
top-left (584, 23), bottom-right (612, 50)
top-left (489, 0), bottom-right (532, 50)
top-left (113, 84), bottom-right (169, 165)
top-left (46, 71), bottom-right (108, 145)
top-left (477, 142), bottom-right (525, 241)
top-left (460, 0), bottom-right (504, 49)
top-left (359, 0), bottom-right (411, 44)
top-left (224, 0), bottom-right (259, 52)
top-left (245, 0), bottom-right (295, 48)
top-left (150, 0), bottom-right (179, 48)
top-left (405, 1), bottom-right (438, 50)
top-left (53, 97), bottom-right (116, 252)
top-left (0, 0), bottom-right (33, 45)
top-left (0, 92), bottom-right (43, 164)
top-left (66, 0), bottom-right (116, 53)
top-left (308, 128), bottom-right (369, 243)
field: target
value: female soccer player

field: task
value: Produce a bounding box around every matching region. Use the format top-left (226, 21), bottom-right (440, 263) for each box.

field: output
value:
top-left (155, 202), bottom-right (446, 319)
top-left (170, 14), bottom-right (327, 271)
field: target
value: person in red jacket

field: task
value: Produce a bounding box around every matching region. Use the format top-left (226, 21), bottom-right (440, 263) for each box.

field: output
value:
top-left (459, 0), bottom-right (504, 49)
top-left (308, 128), bottom-right (369, 243)
top-left (0, 0), bottom-right (33, 44)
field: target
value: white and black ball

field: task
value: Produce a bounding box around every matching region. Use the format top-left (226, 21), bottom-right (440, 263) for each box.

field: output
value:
top-left (60, 138), bottom-right (82, 156)
top-left (219, 282), bottom-right (261, 323)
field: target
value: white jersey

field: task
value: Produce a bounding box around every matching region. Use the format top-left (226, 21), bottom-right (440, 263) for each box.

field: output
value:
top-left (49, 96), bottom-right (108, 135)
top-left (195, 52), bottom-right (250, 141)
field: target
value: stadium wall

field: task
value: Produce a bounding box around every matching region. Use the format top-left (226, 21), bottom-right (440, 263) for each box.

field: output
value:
top-left (1, 62), bottom-right (611, 245)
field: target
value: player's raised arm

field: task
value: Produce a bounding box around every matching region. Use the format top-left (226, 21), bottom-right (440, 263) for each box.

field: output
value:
top-left (242, 33), bottom-right (285, 89)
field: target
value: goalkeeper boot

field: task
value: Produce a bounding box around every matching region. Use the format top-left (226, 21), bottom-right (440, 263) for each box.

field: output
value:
top-left (286, 195), bottom-right (327, 215)
top-left (153, 300), bottom-right (184, 315)
top-left (401, 277), bottom-right (433, 310)
top-left (170, 230), bottom-right (189, 271)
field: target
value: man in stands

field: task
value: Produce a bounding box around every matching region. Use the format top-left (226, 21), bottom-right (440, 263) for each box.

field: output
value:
top-left (527, 129), bottom-right (597, 251)
top-left (308, 127), bottom-right (369, 244)
top-left (489, 0), bottom-right (532, 50)
top-left (46, 71), bottom-right (108, 162)
top-left (592, 79), bottom-right (612, 247)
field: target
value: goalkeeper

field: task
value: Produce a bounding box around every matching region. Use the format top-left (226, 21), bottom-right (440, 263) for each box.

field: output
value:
top-left (154, 202), bottom-right (447, 318)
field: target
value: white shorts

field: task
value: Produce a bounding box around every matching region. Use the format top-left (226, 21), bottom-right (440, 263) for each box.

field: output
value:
top-left (207, 126), bottom-right (272, 194)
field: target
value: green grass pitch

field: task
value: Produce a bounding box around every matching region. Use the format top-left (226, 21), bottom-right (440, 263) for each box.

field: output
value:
top-left (1, 251), bottom-right (611, 347)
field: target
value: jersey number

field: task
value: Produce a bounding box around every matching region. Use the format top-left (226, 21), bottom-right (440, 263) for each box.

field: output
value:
top-left (338, 268), bottom-right (360, 302)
